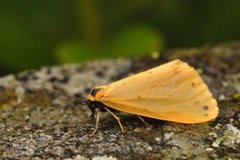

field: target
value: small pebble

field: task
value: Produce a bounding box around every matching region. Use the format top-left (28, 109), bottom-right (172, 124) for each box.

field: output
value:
top-left (135, 142), bottom-right (141, 146)
top-left (210, 153), bottom-right (218, 159)
top-left (164, 132), bottom-right (174, 140)
top-left (24, 115), bottom-right (31, 122)
top-left (155, 137), bottom-right (161, 142)
top-left (146, 146), bottom-right (152, 151)
top-left (205, 147), bottom-right (213, 152)
top-left (24, 126), bottom-right (31, 131)
top-left (208, 132), bottom-right (217, 138)
top-left (218, 94), bottom-right (226, 100)
top-left (212, 142), bottom-right (219, 148)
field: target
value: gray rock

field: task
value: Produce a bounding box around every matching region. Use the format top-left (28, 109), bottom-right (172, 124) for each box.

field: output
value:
top-left (0, 41), bottom-right (240, 159)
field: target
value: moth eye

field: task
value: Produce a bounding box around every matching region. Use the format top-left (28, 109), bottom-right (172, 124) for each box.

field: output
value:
top-left (90, 88), bottom-right (102, 97)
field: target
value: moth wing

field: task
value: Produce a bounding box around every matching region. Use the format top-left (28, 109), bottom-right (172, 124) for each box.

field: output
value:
top-left (100, 60), bottom-right (218, 123)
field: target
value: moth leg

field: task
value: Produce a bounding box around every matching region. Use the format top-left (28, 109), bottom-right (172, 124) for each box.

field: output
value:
top-left (84, 105), bottom-right (96, 122)
top-left (137, 116), bottom-right (152, 127)
top-left (88, 112), bottom-right (95, 121)
top-left (104, 107), bottom-right (125, 133)
top-left (83, 111), bottom-right (95, 123)
top-left (90, 109), bottom-right (100, 136)
top-left (89, 106), bottom-right (96, 119)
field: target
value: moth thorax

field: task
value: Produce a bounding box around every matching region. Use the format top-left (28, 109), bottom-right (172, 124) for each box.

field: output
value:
top-left (88, 87), bottom-right (106, 101)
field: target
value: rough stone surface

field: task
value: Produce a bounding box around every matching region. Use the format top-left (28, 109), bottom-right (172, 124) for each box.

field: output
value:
top-left (0, 41), bottom-right (240, 159)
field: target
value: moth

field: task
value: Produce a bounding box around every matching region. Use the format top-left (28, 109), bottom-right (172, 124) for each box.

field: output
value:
top-left (45, 59), bottom-right (218, 136)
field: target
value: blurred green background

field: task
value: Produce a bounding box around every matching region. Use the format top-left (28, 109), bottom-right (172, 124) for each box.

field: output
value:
top-left (1, 0), bottom-right (240, 75)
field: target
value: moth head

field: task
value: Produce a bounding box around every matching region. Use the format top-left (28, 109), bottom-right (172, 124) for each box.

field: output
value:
top-left (88, 86), bottom-right (107, 101)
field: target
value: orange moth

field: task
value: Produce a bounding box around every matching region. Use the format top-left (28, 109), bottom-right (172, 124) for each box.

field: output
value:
top-left (45, 59), bottom-right (218, 135)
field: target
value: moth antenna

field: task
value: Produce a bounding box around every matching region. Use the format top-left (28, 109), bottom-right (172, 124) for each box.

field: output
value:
top-left (41, 86), bottom-right (87, 104)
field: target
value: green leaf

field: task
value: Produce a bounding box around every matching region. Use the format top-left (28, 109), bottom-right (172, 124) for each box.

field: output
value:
top-left (56, 40), bottom-right (105, 63)
top-left (107, 25), bottom-right (164, 57)
top-left (56, 26), bottom-right (164, 64)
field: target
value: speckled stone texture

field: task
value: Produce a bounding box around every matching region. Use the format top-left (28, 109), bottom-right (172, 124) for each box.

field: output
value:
top-left (0, 41), bottom-right (240, 160)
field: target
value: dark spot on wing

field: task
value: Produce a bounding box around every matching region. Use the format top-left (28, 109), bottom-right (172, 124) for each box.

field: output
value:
top-left (192, 82), bottom-right (195, 86)
top-left (205, 113), bottom-right (208, 117)
top-left (90, 88), bottom-right (102, 97)
top-left (202, 105), bottom-right (209, 110)
top-left (194, 101), bottom-right (200, 104)
top-left (137, 96), bottom-right (142, 99)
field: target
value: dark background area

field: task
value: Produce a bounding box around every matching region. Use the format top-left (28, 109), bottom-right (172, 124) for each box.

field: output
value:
top-left (1, 0), bottom-right (240, 75)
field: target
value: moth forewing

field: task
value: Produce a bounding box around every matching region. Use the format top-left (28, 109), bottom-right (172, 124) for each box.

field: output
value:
top-left (94, 59), bottom-right (218, 124)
